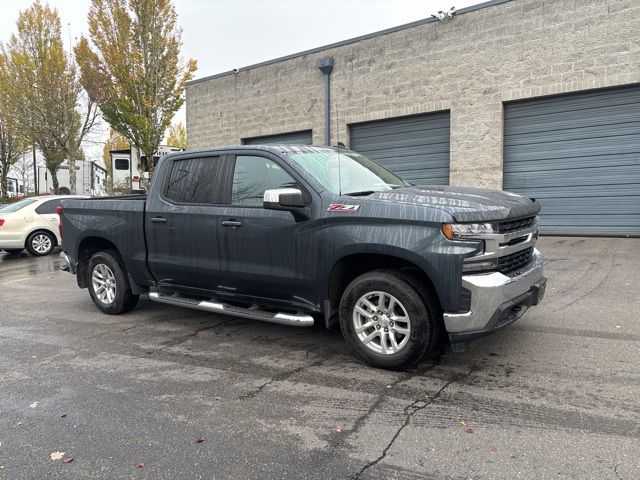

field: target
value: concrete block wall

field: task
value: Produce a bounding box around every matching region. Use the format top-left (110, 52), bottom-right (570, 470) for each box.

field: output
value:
top-left (186, 0), bottom-right (640, 188)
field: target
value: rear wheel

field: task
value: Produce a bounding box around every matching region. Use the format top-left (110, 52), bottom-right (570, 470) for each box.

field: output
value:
top-left (87, 250), bottom-right (139, 314)
top-left (339, 270), bottom-right (440, 370)
top-left (26, 231), bottom-right (56, 256)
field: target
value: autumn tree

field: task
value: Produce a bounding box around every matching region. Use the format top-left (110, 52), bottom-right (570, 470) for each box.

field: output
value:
top-left (5, 1), bottom-right (99, 194)
top-left (76, 0), bottom-right (197, 182)
top-left (0, 52), bottom-right (29, 198)
top-left (165, 122), bottom-right (187, 149)
top-left (102, 128), bottom-right (129, 193)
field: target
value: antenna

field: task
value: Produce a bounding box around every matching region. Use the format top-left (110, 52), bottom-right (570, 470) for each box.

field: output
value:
top-left (335, 101), bottom-right (342, 195)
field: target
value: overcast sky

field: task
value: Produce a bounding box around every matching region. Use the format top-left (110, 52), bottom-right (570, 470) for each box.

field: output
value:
top-left (0, 0), bottom-right (480, 160)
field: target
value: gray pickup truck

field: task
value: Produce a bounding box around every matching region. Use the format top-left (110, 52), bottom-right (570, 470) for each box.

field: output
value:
top-left (59, 146), bottom-right (546, 369)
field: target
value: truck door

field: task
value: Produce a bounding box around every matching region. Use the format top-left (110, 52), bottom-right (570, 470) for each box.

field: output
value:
top-left (215, 153), bottom-right (317, 310)
top-left (145, 155), bottom-right (230, 292)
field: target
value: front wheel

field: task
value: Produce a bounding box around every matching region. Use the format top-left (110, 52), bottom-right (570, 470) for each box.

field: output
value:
top-left (339, 270), bottom-right (441, 370)
top-left (26, 231), bottom-right (56, 256)
top-left (87, 250), bottom-right (139, 314)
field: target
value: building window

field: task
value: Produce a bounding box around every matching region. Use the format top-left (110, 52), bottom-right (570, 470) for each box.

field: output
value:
top-left (114, 158), bottom-right (129, 170)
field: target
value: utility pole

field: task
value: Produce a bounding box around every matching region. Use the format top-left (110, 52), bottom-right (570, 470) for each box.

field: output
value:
top-left (32, 144), bottom-right (37, 195)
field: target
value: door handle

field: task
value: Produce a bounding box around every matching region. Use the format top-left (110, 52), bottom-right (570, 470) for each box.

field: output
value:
top-left (150, 217), bottom-right (167, 224)
top-left (221, 220), bottom-right (242, 227)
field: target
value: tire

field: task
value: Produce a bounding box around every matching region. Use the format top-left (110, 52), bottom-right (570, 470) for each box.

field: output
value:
top-left (26, 231), bottom-right (56, 256)
top-left (58, 187), bottom-right (70, 195)
top-left (87, 250), bottom-right (139, 314)
top-left (339, 270), bottom-right (441, 370)
top-left (3, 249), bottom-right (24, 255)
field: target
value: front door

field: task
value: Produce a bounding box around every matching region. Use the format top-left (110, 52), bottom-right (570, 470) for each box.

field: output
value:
top-left (216, 154), bottom-right (316, 309)
top-left (145, 154), bottom-right (229, 293)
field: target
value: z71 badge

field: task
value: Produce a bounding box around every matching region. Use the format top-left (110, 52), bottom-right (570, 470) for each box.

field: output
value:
top-left (327, 204), bottom-right (360, 212)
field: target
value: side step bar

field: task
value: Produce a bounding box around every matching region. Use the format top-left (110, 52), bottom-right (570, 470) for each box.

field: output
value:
top-left (148, 291), bottom-right (315, 327)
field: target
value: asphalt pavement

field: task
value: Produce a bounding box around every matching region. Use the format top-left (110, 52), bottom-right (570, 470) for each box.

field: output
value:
top-left (0, 237), bottom-right (639, 479)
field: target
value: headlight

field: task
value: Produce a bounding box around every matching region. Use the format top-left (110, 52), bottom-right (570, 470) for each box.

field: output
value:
top-left (441, 222), bottom-right (496, 239)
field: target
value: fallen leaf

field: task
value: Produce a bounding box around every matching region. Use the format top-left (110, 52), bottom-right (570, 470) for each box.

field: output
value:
top-left (488, 446), bottom-right (497, 453)
top-left (464, 427), bottom-right (474, 434)
top-left (51, 451), bottom-right (65, 461)
top-left (196, 436), bottom-right (206, 443)
top-left (0, 465), bottom-right (4, 469)
top-left (30, 402), bottom-right (39, 409)
top-left (332, 424), bottom-right (343, 433)
top-left (459, 421), bottom-right (466, 427)
top-left (134, 462), bottom-right (144, 469)
top-left (188, 331), bottom-right (199, 337)
top-left (62, 456), bottom-right (73, 464)
top-left (59, 412), bottom-right (68, 418)
top-left (224, 366), bottom-right (236, 372)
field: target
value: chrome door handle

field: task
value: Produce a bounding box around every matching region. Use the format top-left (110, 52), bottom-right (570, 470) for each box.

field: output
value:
top-left (221, 220), bottom-right (242, 227)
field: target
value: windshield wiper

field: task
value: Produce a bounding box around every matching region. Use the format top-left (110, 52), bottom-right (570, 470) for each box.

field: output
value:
top-left (344, 190), bottom-right (376, 196)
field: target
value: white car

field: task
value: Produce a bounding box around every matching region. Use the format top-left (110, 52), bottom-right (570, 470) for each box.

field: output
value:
top-left (0, 196), bottom-right (86, 256)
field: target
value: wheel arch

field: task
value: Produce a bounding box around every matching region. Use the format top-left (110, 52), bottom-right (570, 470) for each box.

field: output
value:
top-left (75, 236), bottom-right (122, 289)
top-left (24, 228), bottom-right (59, 248)
top-left (322, 248), bottom-right (443, 329)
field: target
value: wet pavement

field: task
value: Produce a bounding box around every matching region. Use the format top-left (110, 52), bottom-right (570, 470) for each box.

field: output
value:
top-left (0, 237), bottom-right (639, 479)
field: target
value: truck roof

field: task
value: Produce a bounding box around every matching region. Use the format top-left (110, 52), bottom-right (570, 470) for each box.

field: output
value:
top-left (166, 145), bottom-right (344, 157)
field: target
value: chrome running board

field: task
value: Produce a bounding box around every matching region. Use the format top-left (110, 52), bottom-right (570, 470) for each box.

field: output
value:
top-left (148, 291), bottom-right (314, 327)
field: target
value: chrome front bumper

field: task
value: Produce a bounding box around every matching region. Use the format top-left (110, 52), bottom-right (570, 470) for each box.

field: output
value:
top-left (444, 249), bottom-right (545, 335)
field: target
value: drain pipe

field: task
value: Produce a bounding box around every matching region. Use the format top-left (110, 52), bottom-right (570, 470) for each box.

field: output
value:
top-left (316, 57), bottom-right (334, 146)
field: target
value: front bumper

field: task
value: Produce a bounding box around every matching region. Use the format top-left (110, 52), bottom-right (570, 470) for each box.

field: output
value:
top-left (444, 249), bottom-right (546, 349)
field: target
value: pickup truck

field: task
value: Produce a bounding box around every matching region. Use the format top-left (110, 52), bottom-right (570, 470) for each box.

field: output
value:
top-left (59, 146), bottom-right (546, 369)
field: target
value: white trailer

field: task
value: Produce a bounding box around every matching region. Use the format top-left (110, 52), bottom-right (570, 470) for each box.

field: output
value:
top-left (4, 177), bottom-right (25, 198)
top-left (110, 145), bottom-right (184, 193)
top-left (38, 160), bottom-right (108, 196)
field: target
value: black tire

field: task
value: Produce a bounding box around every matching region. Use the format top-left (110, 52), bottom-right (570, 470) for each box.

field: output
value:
top-left (339, 270), bottom-right (441, 370)
top-left (87, 250), bottom-right (139, 314)
top-left (3, 249), bottom-right (24, 255)
top-left (25, 230), bottom-right (56, 256)
top-left (58, 187), bottom-right (70, 195)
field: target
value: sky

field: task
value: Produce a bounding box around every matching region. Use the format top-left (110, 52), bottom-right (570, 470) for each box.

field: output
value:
top-left (0, 0), bottom-right (480, 162)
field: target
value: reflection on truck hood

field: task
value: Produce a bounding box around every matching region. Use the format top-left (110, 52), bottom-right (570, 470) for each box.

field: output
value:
top-left (366, 186), bottom-right (541, 222)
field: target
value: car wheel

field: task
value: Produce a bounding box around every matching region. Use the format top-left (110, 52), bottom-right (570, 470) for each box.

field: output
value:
top-left (3, 249), bottom-right (24, 255)
top-left (87, 250), bottom-right (139, 315)
top-left (26, 231), bottom-right (56, 256)
top-left (339, 270), bottom-right (441, 370)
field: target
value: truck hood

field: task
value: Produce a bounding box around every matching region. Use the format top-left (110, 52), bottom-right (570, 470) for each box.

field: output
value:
top-left (363, 186), bottom-right (541, 222)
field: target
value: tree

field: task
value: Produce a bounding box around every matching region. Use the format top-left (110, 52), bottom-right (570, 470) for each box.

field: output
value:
top-left (75, 0), bottom-right (197, 182)
top-left (0, 52), bottom-right (29, 198)
top-left (4, 1), bottom-right (99, 194)
top-left (165, 122), bottom-right (187, 149)
top-left (102, 128), bottom-right (129, 194)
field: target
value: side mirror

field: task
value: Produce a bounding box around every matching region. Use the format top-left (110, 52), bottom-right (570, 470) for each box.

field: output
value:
top-left (263, 188), bottom-right (310, 218)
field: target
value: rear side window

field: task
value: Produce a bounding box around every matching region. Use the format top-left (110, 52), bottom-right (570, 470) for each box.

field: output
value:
top-left (164, 157), bottom-right (221, 204)
top-left (232, 156), bottom-right (298, 207)
top-left (0, 198), bottom-right (38, 213)
top-left (35, 199), bottom-right (62, 215)
top-left (114, 159), bottom-right (129, 170)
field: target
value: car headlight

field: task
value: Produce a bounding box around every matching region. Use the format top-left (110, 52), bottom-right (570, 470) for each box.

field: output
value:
top-left (441, 222), bottom-right (496, 239)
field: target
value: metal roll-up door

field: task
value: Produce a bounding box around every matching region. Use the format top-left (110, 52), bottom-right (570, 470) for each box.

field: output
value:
top-left (504, 85), bottom-right (640, 236)
top-left (243, 130), bottom-right (312, 146)
top-left (349, 112), bottom-right (450, 185)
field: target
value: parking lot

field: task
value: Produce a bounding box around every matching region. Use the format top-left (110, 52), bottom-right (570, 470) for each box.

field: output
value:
top-left (0, 236), bottom-right (639, 479)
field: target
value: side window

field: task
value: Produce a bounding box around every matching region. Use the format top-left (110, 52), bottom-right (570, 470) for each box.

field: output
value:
top-left (35, 199), bottom-right (61, 215)
top-left (232, 156), bottom-right (298, 207)
top-left (164, 156), bottom-right (220, 204)
top-left (114, 159), bottom-right (129, 170)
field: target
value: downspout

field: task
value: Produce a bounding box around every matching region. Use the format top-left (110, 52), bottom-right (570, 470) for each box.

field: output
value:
top-left (316, 57), bottom-right (334, 146)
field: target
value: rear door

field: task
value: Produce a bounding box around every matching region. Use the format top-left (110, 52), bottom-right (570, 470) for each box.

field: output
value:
top-left (35, 199), bottom-right (64, 239)
top-left (145, 154), bottom-right (230, 292)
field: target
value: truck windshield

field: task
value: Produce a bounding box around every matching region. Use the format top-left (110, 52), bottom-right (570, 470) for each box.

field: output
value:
top-left (0, 198), bottom-right (38, 213)
top-left (287, 150), bottom-right (409, 195)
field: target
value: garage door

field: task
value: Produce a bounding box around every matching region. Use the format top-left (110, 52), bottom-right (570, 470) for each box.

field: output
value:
top-left (504, 85), bottom-right (640, 236)
top-left (243, 130), bottom-right (312, 146)
top-left (349, 112), bottom-right (450, 185)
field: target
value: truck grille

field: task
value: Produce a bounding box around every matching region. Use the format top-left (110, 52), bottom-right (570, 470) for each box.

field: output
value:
top-left (498, 216), bottom-right (537, 234)
top-left (497, 247), bottom-right (534, 275)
